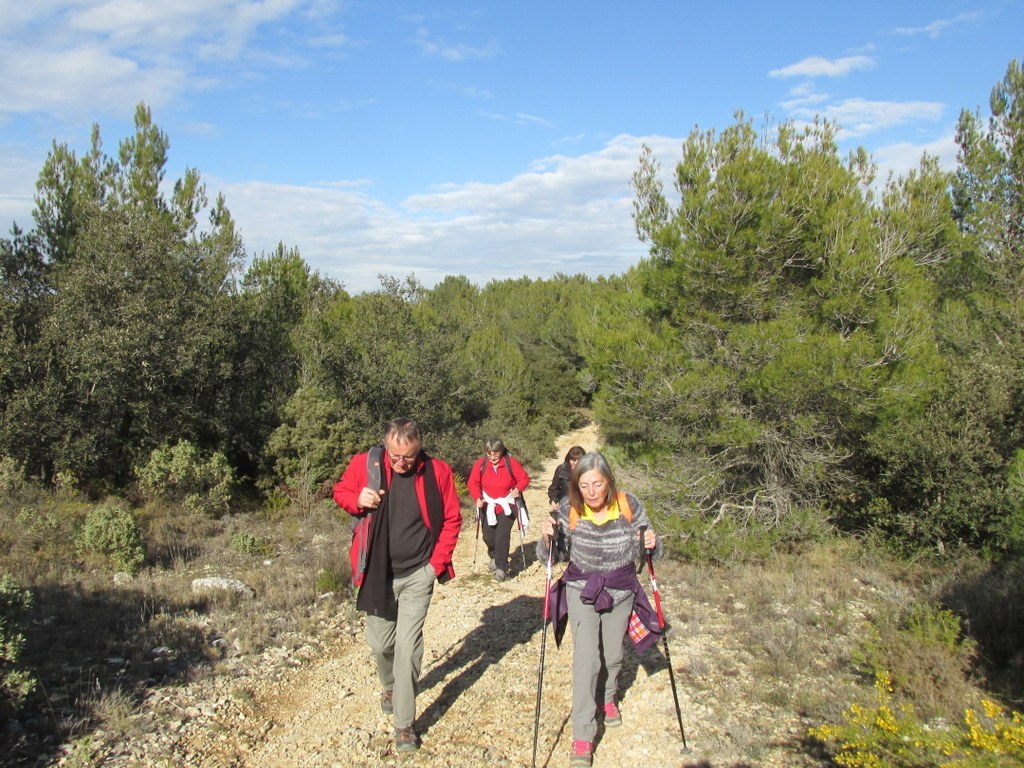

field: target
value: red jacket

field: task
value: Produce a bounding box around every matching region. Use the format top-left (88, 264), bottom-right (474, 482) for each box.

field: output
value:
top-left (468, 453), bottom-right (530, 502)
top-left (334, 451), bottom-right (462, 584)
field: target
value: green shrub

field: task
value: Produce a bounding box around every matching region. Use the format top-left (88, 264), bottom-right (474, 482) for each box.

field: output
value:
top-left (52, 469), bottom-right (80, 501)
top-left (315, 567), bottom-right (346, 594)
top-left (135, 441), bottom-right (235, 517)
top-left (230, 532), bottom-right (269, 556)
top-left (78, 501), bottom-right (146, 574)
top-left (904, 602), bottom-right (964, 650)
top-left (0, 574), bottom-right (35, 717)
top-left (0, 455), bottom-right (26, 494)
top-left (853, 600), bottom-right (977, 722)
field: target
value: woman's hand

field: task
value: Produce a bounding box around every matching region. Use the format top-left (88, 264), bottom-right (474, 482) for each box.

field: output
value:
top-left (642, 528), bottom-right (656, 551)
top-left (540, 515), bottom-right (557, 540)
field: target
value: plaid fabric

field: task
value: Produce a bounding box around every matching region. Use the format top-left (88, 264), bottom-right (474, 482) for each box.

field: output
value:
top-left (628, 609), bottom-right (651, 645)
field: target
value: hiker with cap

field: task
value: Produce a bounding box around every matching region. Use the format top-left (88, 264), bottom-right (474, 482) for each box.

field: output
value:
top-left (547, 444), bottom-right (585, 511)
top-left (333, 417), bottom-right (462, 754)
top-left (537, 451), bottom-right (663, 768)
top-left (468, 437), bottom-right (530, 582)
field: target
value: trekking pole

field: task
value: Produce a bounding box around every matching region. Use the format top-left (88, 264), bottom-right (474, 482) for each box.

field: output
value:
top-left (641, 525), bottom-right (688, 750)
top-left (532, 521), bottom-right (557, 768)
top-left (515, 499), bottom-right (528, 571)
top-left (472, 506), bottom-right (481, 571)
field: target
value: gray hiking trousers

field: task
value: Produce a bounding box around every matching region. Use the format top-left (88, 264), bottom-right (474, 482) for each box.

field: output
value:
top-left (566, 585), bottom-right (632, 742)
top-left (364, 563), bottom-right (436, 729)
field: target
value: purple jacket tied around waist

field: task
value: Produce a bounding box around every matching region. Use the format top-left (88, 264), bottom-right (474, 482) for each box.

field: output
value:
top-left (549, 562), bottom-right (663, 653)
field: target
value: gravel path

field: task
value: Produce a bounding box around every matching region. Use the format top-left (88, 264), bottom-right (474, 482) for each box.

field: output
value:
top-left (91, 425), bottom-right (814, 768)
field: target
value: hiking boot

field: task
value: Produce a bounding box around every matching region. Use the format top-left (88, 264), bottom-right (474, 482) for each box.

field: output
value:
top-left (493, 568), bottom-right (506, 582)
top-left (380, 689), bottom-right (393, 714)
top-left (395, 726), bottom-right (418, 752)
top-left (569, 739), bottom-right (593, 766)
top-left (603, 700), bottom-right (622, 727)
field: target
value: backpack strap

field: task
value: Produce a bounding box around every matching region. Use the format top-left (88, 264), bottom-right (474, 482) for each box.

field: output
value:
top-left (568, 491), bottom-right (632, 530)
top-left (478, 453), bottom-right (518, 480)
top-left (352, 445), bottom-right (386, 587)
top-left (367, 444), bottom-right (385, 492)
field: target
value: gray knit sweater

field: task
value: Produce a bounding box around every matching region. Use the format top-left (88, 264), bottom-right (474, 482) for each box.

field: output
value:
top-left (536, 491), bottom-right (664, 603)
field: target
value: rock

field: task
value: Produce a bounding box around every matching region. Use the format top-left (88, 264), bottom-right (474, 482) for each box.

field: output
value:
top-left (190, 576), bottom-right (254, 597)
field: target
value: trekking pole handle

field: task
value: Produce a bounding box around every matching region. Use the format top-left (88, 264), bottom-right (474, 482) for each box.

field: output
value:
top-left (639, 524), bottom-right (651, 553)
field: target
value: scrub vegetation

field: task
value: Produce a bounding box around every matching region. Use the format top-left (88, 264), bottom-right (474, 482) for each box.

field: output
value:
top-left (2, 60), bottom-right (1024, 766)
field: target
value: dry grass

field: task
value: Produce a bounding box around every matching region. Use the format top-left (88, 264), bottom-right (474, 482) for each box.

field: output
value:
top-left (0, 489), bottom-right (353, 766)
top-left (651, 537), bottom-right (1002, 764)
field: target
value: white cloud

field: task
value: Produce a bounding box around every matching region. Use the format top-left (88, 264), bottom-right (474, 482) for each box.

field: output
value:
top-left (780, 82), bottom-right (830, 110)
top-left (790, 97), bottom-right (944, 139)
top-left (889, 12), bottom-right (982, 39)
top-left (212, 135), bottom-right (683, 293)
top-left (514, 112), bottom-right (555, 128)
top-left (0, 0), bottom-right (321, 119)
top-left (0, 44), bottom-right (187, 116)
top-left (872, 134), bottom-right (959, 181)
top-left (413, 27), bottom-right (500, 62)
top-left (770, 55), bottom-right (875, 79)
top-left (0, 144), bottom-right (44, 232)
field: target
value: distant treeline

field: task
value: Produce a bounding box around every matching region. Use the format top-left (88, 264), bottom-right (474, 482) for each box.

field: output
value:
top-left (3, 60), bottom-right (1023, 558)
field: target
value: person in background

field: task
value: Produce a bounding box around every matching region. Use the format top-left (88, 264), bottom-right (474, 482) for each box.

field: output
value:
top-left (333, 418), bottom-right (462, 754)
top-left (537, 451), bottom-right (662, 768)
top-left (547, 445), bottom-right (585, 511)
top-left (467, 437), bottom-right (530, 582)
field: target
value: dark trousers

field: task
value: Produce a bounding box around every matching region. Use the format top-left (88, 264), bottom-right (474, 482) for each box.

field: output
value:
top-left (481, 513), bottom-right (517, 571)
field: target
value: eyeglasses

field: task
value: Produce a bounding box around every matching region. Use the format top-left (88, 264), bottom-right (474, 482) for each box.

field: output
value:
top-left (486, 450), bottom-right (502, 457)
top-left (387, 451), bottom-right (418, 464)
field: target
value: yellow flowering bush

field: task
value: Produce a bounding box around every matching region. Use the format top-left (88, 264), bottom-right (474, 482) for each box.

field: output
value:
top-left (810, 672), bottom-right (1024, 767)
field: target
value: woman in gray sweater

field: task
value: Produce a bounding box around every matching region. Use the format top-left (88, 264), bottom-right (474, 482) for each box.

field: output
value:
top-left (538, 451), bottom-right (663, 767)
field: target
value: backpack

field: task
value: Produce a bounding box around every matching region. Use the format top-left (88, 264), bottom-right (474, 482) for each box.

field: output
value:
top-left (567, 491), bottom-right (633, 530)
top-left (478, 452), bottom-right (529, 518)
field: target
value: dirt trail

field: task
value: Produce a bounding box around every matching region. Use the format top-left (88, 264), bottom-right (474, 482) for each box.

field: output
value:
top-left (111, 423), bottom-right (709, 767)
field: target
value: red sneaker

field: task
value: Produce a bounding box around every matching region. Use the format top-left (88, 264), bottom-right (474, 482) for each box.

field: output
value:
top-left (570, 739), bottom-right (593, 766)
top-left (603, 700), bottom-right (622, 727)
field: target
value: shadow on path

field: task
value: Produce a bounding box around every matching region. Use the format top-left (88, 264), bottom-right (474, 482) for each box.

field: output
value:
top-left (417, 593), bottom-right (542, 734)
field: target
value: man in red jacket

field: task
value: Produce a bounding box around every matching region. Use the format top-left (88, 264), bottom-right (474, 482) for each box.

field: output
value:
top-left (333, 418), bottom-right (462, 753)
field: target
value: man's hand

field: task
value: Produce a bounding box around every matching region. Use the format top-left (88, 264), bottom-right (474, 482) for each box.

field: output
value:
top-left (358, 487), bottom-right (384, 509)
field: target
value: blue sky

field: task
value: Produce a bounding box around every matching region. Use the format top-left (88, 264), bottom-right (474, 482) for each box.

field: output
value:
top-left (1, 1), bottom-right (1021, 294)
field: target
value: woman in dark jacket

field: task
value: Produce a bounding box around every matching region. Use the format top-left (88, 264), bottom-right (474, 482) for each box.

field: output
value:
top-left (547, 445), bottom-right (585, 511)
